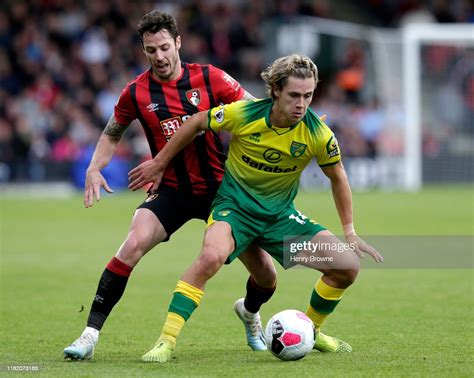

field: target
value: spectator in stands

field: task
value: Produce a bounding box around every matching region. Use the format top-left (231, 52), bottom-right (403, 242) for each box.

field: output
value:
top-left (1, 0), bottom-right (469, 182)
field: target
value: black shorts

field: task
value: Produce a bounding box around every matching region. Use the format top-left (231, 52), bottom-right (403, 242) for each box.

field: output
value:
top-left (137, 185), bottom-right (217, 241)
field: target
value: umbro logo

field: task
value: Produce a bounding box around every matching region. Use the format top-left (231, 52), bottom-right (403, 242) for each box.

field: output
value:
top-left (146, 103), bottom-right (159, 112)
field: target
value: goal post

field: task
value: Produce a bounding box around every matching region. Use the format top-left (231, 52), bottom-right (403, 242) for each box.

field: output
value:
top-left (402, 23), bottom-right (474, 191)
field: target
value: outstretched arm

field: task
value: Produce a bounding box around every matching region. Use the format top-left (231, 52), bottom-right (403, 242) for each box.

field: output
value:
top-left (84, 115), bottom-right (129, 208)
top-left (241, 90), bottom-right (256, 100)
top-left (322, 163), bottom-right (383, 263)
top-left (128, 111), bottom-right (209, 191)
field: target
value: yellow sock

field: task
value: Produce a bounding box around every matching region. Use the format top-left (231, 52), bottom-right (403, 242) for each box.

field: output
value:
top-left (306, 305), bottom-right (328, 332)
top-left (159, 313), bottom-right (185, 347)
top-left (174, 280), bottom-right (204, 306)
top-left (306, 277), bottom-right (346, 331)
top-left (159, 280), bottom-right (204, 346)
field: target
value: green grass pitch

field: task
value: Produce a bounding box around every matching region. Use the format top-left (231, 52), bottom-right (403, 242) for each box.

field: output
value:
top-left (1, 186), bottom-right (473, 377)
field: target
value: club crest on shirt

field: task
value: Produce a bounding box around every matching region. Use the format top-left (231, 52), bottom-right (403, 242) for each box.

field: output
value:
top-left (186, 89), bottom-right (201, 106)
top-left (290, 141), bottom-right (307, 157)
top-left (218, 210), bottom-right (231, 217)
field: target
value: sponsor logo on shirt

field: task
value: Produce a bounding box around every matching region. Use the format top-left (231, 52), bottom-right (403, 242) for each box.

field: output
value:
top-left (326, 134), bottom-right (340, 158)
top-left (242, 155), bottom-right (297, 173)
top-left (249, 133), bottom-right (261, 142)
top-left (146, 103), bottom-right (159, 112)
top-left (160, 115), bottom-right (204, 141)
top-left (222, 72), bottom-right (241, 91)
top-left (263, 149), bottom-right (282, 163)
top-left (214, 108), bottom-right (225, 123)
top-left (160, 116), bottom-right (182, 140)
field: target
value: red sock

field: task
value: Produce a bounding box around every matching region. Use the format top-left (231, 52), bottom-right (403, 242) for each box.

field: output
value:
top-left (106, 256), bottom-right (133, 277)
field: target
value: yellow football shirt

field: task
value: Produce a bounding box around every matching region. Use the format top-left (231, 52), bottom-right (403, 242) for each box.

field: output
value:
top-left (207, 98), bottom-right (340, 218)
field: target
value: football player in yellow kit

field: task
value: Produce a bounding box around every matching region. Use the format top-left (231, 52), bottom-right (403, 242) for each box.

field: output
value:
top-left (129, 54), bottom-right (383, 362)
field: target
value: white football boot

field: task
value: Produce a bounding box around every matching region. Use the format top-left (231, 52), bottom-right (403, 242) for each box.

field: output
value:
top-left (234, 298), bottom-right (267, 351)
top-left (63, 327), bottom-right (99, 360)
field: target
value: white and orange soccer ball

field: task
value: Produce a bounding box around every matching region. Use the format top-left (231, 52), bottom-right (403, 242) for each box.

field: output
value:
top-left (265, 309), bottom-right (315, 361)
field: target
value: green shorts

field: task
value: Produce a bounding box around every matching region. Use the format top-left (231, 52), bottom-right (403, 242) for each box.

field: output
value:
top-left (207, 199), bottom-right (326, 267)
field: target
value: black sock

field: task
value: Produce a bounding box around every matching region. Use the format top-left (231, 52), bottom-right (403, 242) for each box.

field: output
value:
top-left (244, 276), bottom-right (276, 313)
top-left (87, 257), bottom-right (132, 330)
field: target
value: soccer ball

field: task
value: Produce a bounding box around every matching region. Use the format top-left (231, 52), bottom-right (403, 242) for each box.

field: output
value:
top-left (265, 309), bottom-right (315, 361)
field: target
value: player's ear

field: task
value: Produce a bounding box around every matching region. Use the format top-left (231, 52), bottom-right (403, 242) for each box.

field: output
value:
top-left (273, 86), bottom-right (280, 100)
top-left (175, 35), bottom-right (181, 50)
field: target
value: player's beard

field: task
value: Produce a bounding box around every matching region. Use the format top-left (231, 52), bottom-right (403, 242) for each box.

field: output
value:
top-left (152, 55), bottom-right (180, 81)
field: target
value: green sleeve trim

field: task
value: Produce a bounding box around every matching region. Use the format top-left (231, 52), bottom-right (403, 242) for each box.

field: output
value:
top-left (319, 161), bottom-right (340, 168)
top-left (207, 110), bottom-right (212, 130)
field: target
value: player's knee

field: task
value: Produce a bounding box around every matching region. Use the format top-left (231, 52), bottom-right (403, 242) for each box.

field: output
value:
top-left (117, 234), bottom-right (150, 266)
top-left (196, 254), bottom-right (224, 278)
top-left (338, 253), bottom-right (360, 286)
top-left (325, 260), bottom-right (359, 288)
top-left (335, 267), bottom-right (359, 287)
top-left (197, 245), bottom-right (228, 278)
top-left (343, 267), bottom-right (359, 286)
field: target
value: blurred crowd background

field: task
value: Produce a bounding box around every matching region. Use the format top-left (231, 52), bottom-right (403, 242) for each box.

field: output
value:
top-left (0, 0), bottom-right (472, 187)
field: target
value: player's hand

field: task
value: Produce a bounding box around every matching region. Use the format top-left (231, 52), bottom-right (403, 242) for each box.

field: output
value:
top-left (84, 168), bottom-right (113, 208)
top-left (320, 114), bottom-right (327, 121)
top-left (128, 159), bottom-right (164, 192)
top-left (345, 233), bottom-right (384, 263)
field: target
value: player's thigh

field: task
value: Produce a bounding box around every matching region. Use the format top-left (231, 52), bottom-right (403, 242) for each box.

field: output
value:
top-left (257, 207), bottom-right (326, 267)
top-left (208, 203), bottom-right (263, 264)
top-left (137, 188), bottom-right (204, 242)
top-left (202, 221), bottom-right (235, 257)
top-left (257, 207), bottom-right (356, 274)
top-left (116, 208), bottom-right (167, 264)
top-left (181, 221), bottom-right (235, 287)
top-left (128, 208), bottom-right (167, 244)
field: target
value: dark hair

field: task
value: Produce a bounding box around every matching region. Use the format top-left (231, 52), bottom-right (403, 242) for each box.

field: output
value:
top-left (137, 10), bottom-right (179, 45)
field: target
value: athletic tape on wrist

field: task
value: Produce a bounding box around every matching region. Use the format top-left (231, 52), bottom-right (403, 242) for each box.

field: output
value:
top-left (343, 223), bottom-right (356, 236)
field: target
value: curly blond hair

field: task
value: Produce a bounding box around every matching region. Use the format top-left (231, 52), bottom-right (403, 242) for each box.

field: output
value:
top-left (261, 54), bottom-right (319, 99)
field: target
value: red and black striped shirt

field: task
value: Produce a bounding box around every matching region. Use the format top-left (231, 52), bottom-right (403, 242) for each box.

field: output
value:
top-left (114, 62), bottom-right (244, 196)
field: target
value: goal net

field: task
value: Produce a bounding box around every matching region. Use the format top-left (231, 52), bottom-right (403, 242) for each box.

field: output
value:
top-left (403, 24), bottom-right (474, 189)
